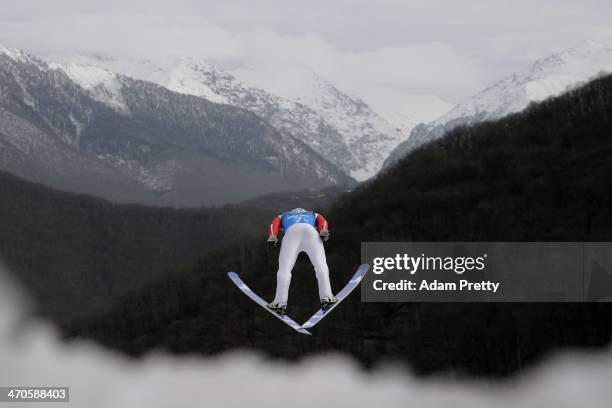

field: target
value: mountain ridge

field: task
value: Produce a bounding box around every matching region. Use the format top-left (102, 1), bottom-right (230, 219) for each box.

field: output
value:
top-left (384, 40), bottom-right (612, 166)
top-left (47, 52), bottom-right (406, 180)
top-left (0, 46), bottom-right (353, 206)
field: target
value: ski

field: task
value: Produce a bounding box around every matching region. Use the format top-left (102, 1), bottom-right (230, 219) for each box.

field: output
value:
top-left (227, 272), bottom-right (311, 335)
top-left (300, 263), bottom-right (370, 330)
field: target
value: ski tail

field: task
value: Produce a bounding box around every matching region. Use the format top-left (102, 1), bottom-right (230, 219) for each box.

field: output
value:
top-left (300, 263), bottom-right (369, 330)
top-left (227, 272), bottom-right (311, 335)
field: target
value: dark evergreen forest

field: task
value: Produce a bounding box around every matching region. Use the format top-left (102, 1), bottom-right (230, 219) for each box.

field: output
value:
top-left (0, 172), bottom-right (273, 321)
top-left (2, 73), bottom-right (612, 377)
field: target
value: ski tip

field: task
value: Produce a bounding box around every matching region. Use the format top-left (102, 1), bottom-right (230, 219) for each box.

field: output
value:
top-left (227, 271), bottom-right (237, 278)
top-left (298, 328), bottom-right (312, 335)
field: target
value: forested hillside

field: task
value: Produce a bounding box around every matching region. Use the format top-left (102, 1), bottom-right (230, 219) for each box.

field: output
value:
top-left (7, 73), bottom-right (612, 377)
top-left (0, 170), bottom-right (272, 321)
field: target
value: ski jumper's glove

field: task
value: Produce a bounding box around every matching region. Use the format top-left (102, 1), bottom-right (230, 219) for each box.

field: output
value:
top-left (267, 216), bottom-right (282, 248)
top-left (315, 213), bottom-right (330, 242)
top-left (267, 235), bottom-right (278, 247)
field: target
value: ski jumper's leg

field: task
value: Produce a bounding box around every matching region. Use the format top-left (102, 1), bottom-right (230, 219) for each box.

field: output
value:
top-left (302, 225), bottom-right (334, 300)
top-left (272, 226), bottom-right (301, 304)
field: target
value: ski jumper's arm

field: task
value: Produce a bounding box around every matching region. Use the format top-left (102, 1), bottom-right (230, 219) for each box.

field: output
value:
top-left (315, 213), bottom-right (329, 232)
top-left (269, 215), bottom-right (282, 237)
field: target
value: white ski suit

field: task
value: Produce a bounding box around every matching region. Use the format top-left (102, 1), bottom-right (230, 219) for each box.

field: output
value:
top-left (268, 209), bottom-right (333, 305)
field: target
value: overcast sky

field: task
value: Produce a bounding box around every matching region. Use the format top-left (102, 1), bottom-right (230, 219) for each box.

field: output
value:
top-left (1, 0), bottom-right (611, 112)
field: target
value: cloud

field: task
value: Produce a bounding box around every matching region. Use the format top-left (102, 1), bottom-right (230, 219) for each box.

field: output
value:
top-left (1, 1), bottom-right (612, 125)
top-left (1, 264), bottom-right (612, 408)
top-left (0, 13), bottom-right (243, 61)
top-left (228, 36), bottom-right (479, 123)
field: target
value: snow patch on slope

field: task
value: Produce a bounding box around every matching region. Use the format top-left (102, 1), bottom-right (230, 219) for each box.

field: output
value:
top-left (0, 46), bottom-right (30, 63)
top-left (158, 59), bottom-right (230, 104)
top-left (525, 74), bottom-right (584, 102)
top-left (49, 62), bottom-right (130, 114)
top-left (95, 57), bottom-right (231, 105)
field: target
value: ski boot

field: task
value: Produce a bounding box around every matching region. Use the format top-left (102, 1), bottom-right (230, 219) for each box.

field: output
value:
top-left (320, 296), bottom-right (338, 311)
top-left (267, 302), bottom-right (287, 316)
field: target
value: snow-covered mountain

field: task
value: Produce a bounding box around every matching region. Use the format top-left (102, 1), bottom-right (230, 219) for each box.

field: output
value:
top-left (48, 53), bottom-right (405, 180)
top-left (232, 64), bottom-right (411, 179)
top-left (0, 46), bottom-right (352, 206)
top-left (384, 40), bottom-right (612, 167)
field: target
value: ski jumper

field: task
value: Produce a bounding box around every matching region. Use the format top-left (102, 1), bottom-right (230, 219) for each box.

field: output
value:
top-left (268, 208), bottom-right (333, 305)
